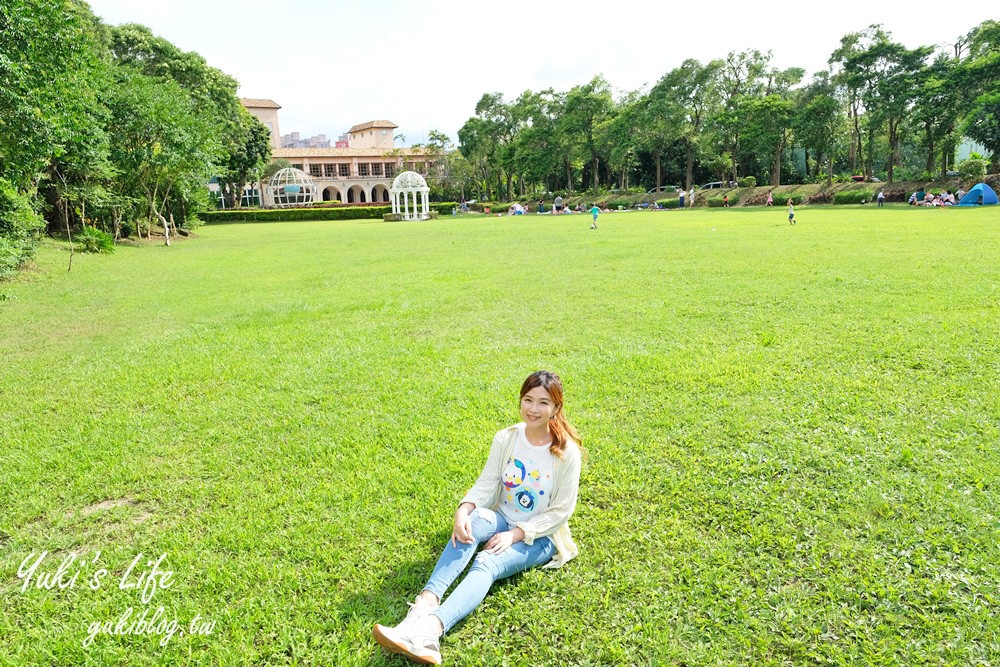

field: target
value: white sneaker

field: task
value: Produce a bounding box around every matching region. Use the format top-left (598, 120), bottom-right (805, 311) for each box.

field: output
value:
top-left (372, 621), bottom-right (442, 665)
top-left (398, 598), bottom-right (438, 633)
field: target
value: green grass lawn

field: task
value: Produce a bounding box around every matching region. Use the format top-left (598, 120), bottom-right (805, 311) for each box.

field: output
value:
top-left (2, 205), bottom-right (999, 665)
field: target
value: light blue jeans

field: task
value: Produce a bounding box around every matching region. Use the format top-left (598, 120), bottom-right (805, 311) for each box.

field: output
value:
top-left (423, 507), bottom-right (555, 632)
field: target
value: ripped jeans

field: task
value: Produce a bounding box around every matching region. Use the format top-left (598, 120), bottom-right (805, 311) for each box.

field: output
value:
top-left (423, 507), bottom-right (555, 632)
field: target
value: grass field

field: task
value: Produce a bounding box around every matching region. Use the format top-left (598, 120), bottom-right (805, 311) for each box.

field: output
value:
top-left (2, 206), bottom-right (999, 666)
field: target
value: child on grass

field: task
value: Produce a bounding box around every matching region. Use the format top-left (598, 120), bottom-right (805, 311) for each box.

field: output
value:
top-left (590, 204), bottom-right (600, 229)
top-left (373, 371), bottom-right (584, 665)
top-left (787, 198), bottom-right (796, 225)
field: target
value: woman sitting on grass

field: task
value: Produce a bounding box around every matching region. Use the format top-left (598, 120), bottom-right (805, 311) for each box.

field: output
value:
top-left (373, 370), bottom-right (584, 665)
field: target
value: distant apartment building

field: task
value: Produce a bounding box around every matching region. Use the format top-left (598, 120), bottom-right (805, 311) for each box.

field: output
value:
top-left (241, 99), bottom-right (435, 204)
top-left (281, 132), bottom-right (331, 149)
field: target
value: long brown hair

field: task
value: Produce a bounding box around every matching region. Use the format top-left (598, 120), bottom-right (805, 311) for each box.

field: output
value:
top-left (519, 370), bottom-right (582, 460)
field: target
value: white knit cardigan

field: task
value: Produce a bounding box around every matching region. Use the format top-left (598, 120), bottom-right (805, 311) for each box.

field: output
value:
top-left (460, 424), bottom-right (581, 568)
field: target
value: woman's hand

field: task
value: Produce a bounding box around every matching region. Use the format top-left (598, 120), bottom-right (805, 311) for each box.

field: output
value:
top-left (484, 528), bottom-right (524, 555)
top-left (451, 503), bottom-right (475, 547)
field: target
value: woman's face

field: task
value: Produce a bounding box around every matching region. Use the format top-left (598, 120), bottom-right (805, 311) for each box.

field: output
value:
top-left (520, 386), bottom-right (558, 430)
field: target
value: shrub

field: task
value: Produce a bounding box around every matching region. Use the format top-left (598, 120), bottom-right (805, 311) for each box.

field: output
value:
top-left (707, 197), bottom-right (728, 207)
top-left (738, 176), bottom-right (757, 188)
top-left (957, 156), bottom-right (988, 179)
top-left (656, 198), bottom-right (680, 209)
top-left (0, 179), bottom-right (44, 279)
top-left (202, 202), bottom-right (460, 224)
top-left (76, 226), bottom-right (115, 253)
top-left (833, 190), bottom-right (875, 205)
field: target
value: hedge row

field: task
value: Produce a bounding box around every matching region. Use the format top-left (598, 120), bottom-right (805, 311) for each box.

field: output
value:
top-left (203, 203), bottom-right (458, 223)
top-left (832, 190), bottom-right (876, 205)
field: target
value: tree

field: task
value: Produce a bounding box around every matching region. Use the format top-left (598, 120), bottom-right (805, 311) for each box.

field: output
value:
top-left (795, 83), bottom-right (844, 185)
top-left (510, 89), bottom-right (564, 194)
top-left (845, 36), bottom-right (932, 182)
top-left (598, 93), bottom-right (642, 190)
top-left (830, 25), bottom-right (891, 175)
top-left (106, 68), bottom-right (218, 239)
top-left (562, 76), bottom-right (613, 192)
top-left (457, 93), bottom-right (517, 200)
top-left (708, 50), bottom-right (774, 183)
top-left (0, 0), bottom-right (107, 190)
top-left (649, 59), bottom-right (722, 190)
top-left (958, 20), bottom-right (1000, 170)
top-left (962, 93), bottom-right (1000, 170)
top-left (740, 95), bottom-right (796, 186)
top-left (912, 55), bottom-right (963, 179)
top-left (217, 109), bottom-right (271, 209)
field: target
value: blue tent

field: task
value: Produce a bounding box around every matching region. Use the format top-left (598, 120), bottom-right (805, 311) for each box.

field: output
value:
top-left (958, 182), bottom-right (998, 206)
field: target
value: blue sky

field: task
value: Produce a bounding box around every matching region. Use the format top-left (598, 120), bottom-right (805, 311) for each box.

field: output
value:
top-left (85, 0), bottom-right (997, 148)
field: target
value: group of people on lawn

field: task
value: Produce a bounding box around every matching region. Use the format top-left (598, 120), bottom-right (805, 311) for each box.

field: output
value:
top-left (908, 188), bottom-right (964, 206)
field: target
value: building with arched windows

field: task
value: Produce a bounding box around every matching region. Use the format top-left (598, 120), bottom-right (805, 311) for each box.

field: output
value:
top-left (241, 99), bottom-right (436, 206)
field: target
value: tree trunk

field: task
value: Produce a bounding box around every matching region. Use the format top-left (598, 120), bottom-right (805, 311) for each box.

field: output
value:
top-left (851, 102), bottom-right (862, 173)
top-left (655, 152), bottom-right (662, 190)
top-left (771, 135), bottom-right (784, 187)
top-left (865, 127), bottom-right (875, 180)
top-left (153, 207), bottom-right (170, 247)
top-left (925, 123), bottom-right (935, 176)
top-left (887, 118), bottom-right (899, 184)
top-left (592, 156), bottom-right (599, 193)
top-left (685, 141), bottom-right (694, 191)
top-left (827, 153), bottom-right (834, 187)
top-left (64, 200), bottom-right (74, 273)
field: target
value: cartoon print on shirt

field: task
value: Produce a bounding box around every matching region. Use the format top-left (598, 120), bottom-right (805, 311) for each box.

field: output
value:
top-left (516, 489), bottom-right (536, 511)
top-left (502, 459), bottom-right (527, 489)
top-left (501, 455), bottom-right (552, 515)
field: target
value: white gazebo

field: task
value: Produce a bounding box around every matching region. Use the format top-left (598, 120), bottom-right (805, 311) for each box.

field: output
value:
top-left (390, 171), bottom-right (430, 220)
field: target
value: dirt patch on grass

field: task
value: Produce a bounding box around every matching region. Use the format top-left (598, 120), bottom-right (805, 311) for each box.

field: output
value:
top-left (132, 511), bottom-right (153, 525)
top-left (70, 498), bottom-right (137, 519)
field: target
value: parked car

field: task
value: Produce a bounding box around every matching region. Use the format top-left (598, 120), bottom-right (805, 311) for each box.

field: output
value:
top-left (700, 181), bottom-right (735, 189)
top-left (647, 185), bottom-right (682, 194)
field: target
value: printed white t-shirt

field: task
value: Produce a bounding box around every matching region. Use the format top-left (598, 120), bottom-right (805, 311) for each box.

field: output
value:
top-left (499, 424), bottom-right (556, 525)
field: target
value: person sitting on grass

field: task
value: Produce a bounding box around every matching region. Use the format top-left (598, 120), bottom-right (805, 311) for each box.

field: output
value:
top-left (373, 371), bottom-right (584, 665)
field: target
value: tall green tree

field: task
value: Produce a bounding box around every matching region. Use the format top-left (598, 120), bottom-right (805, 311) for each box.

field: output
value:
top-left (794, 74), bottom-right (845, 185)
top-left (913, 54), bottom-right (963, 179)
top-left (106, 68), bottom-right (218, 238)
top-left (562, 76), bottom-right (613, 192)
top-left (845, 36), bottom-right (932, 182)
top-left (510, 89), bottom-right (563, 194)
top-left (597, 93), bottom-right (643, 190)
top-left (217, 109), bottom-right (271, 209)
top-left (740, 95), bottom-right (796, 186)
top-left (830, 25), bottom-right (891, 175)
top-left (958, 20), bottom-right (1000, 169)
top-left (0, 0), bottom-right (106, 190)
top-left (711, 50), bottom-right (773, 182)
